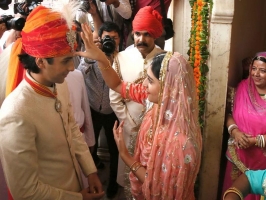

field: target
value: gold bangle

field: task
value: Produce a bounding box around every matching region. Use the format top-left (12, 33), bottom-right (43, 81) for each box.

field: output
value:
top-left (130, 161), bottom-right (142, 173)
top-left (129, 161), bottom-right (137, 169)
top-left (99, 59), bottom-right (112, 71)
top-left (223, 187), bottom-right (244, 200)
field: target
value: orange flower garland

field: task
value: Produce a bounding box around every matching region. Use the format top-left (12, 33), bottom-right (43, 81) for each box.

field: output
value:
top-left (188, 0), bottom-right (212, 128)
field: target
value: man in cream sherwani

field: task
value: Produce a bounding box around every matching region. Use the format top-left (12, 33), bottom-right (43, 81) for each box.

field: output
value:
top-left (109, 6), bottom-right (164, 191)
top-left (0, 5), bottom-right (104, 200)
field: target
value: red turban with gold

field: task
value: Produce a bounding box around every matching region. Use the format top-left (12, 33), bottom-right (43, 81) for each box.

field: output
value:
top-left (132, 6), bottom-right (163, 39)
top-left (22, 5), bottom-right (77, 57)
top-left (6, 4), bottom-right (78, 96)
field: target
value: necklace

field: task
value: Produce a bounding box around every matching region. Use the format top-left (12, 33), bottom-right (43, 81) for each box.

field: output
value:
top-left (259, 93), bottom-right (266, 100)
top-left (53, 86), bottom-right (62, 113)
top-left (25, 74), bottom-right (62, 113)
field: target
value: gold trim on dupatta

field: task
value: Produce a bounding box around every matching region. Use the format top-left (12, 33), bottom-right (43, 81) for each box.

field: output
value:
top-left (155, 51), bottom-right (173, 126)
top-left (227, 139), bottom-right (249, 173)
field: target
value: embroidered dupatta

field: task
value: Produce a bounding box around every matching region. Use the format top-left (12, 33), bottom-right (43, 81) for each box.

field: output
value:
top-left (122, 52), bottom-right (202, 199)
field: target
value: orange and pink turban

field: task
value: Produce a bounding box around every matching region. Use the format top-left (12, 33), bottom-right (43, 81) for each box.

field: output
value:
top-left (132, 6), bottom-right (163, 39)
top-left (6, 5), bottom-right (77, 96)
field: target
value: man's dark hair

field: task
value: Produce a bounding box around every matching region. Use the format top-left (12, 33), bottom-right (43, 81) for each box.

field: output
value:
top-left (18, 53), bottom-right (54, 73)
top-left (98, 21), bottom-right (121, 38)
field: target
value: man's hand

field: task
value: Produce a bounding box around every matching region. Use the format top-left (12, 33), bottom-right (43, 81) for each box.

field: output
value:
top-left (105, 0), bottom-right (120, 8)
top-left (87, 173), bottom-right (104, 194)
top-left (80, 187), bottom-right (104, 200)
top-left (93, 37), bottom-right (102, 49)
top-left (0, 22), bottom-right (7, 38)
top-left (87, 1), bottom-right (98, 15)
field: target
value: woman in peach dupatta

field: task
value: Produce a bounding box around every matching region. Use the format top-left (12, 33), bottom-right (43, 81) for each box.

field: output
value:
top-left (77, 24), bottom-right (202, 199)
top-left (124, 52), bottom-right (202, 199)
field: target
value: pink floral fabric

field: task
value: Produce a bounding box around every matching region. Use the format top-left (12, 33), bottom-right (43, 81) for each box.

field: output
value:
top-left (223, 78), bottom-right (266, 200)
top-left (121, 52), bottom-right (202, 199)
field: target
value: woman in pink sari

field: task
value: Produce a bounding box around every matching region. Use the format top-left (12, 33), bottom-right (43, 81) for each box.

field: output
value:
top-left (77, 23), bottom-right (202, 199)
top-left (223, 52), bottom-right (266, 200)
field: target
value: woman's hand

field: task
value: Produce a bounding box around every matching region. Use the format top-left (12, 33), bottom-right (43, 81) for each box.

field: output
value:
top-left (113, 121), bottom-right (129, 157)
top-left (75, 24), bottom-right (106, 64)
top-left (232, 129), bottom-right (250, 149)
top-left (245, 136), bottom-right (256, 148)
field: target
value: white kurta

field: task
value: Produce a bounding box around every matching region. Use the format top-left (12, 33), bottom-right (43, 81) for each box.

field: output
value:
top-left (96, 0), bottom-right (132, 29)
top-left (109, 46), bottom-right (163, 186)
top-left (0, 73), bottom-right (97, 200)
top-left (65, 70), bottom-right (95, 147)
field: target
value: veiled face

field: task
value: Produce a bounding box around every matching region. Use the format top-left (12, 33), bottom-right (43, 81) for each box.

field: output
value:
top-left (251, 60), bottom-right (266, 90)
top-left (143, 66), bottom-right (160, 103)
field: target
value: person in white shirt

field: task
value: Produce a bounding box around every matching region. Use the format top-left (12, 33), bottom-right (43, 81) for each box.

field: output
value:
top-left (79, 0), bottom-right (132, 50)
top-left (109, 6), bottom-right (164, 199)
top-left (65, 69), bottom-right (95, 150)
top-left (65, 69), bottom-right (96, 189)
top-left (78, 21), bottom-right (121, 199)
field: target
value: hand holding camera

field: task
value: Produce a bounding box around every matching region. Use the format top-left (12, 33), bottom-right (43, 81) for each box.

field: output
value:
top-left (0, 21), bottom-right (7, 38)
top-left (94, 37), bottom-right (102, 49)
top-left (80, 0), bottom-right (97, 14)
top-left (93, 36), bottom-right (116, 56)
top-left (0, 15), bottom-right (25, 31)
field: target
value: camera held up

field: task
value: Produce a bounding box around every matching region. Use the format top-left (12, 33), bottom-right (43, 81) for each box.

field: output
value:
top-left (14, 0), bottom-right (43, 16)
top-left (0, 0), bottom-right (12, 10)
top-left (101, 35), bottom-right (116, 56)
top-left (0, 15), bottom-right (25, 31)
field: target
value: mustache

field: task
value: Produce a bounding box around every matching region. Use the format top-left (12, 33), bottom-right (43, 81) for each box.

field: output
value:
top-left (137, 42), bottom-right (148, 47)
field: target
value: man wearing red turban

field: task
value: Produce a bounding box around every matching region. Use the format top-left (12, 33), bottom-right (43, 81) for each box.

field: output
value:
top-left (109, 6), bottom-right (164, 198)
top-left (126, 0), bottom-right (172, 49)
top-left (0, 4), bottom-right (104, 200)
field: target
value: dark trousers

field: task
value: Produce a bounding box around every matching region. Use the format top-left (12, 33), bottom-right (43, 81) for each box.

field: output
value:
top-left (90, 107), bottom-right (119, 183)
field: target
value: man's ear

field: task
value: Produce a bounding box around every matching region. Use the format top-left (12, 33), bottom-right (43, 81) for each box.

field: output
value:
top-left (35, 58), bottom-right (45, 69)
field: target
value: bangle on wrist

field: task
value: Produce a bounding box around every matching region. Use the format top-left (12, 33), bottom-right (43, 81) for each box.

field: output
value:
top-left (255, 135), bottom-right (265, 148)
top-left (99, 59), bottom-right (111, 70)
top-left (223, 187), bottom-right (244, 200)
top-left (130, 161), bottom-right (142, 173)
top-left (228, 124), bottom-right (238, 136)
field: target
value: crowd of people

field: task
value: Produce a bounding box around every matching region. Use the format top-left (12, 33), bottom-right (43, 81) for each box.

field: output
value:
top-left (0, 0), bottom-right (266, 200)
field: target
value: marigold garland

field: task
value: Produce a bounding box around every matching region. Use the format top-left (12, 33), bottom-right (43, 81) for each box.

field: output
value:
top-left (188, 0), bottom-right (212, 128)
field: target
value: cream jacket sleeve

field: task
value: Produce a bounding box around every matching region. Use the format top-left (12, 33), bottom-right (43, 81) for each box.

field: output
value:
top-left (68, 102), bottom-right (97, 177)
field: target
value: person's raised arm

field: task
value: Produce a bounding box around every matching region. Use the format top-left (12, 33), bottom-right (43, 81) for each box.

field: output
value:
top-left (87, 1), bottom-right (104, 39)
top-left (108, 0), bottom-right (132, 19)
top-left (76, 23), bottom-right (122, 93)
